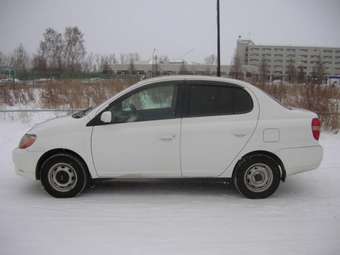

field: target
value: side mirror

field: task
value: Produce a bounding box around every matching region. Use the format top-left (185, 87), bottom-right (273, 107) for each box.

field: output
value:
top-left (100, 111), bottom-right (112, 123)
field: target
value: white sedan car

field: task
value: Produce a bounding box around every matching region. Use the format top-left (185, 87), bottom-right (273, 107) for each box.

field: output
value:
top-left (13, 76), bottom-right (323, 198)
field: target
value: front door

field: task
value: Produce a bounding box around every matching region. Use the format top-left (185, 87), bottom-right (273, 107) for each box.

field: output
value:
top-left (91, 82), bottom-right (181, 178)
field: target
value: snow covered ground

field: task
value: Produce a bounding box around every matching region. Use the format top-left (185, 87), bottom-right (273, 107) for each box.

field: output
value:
top-left (0, 114), bottom-right (339, 255)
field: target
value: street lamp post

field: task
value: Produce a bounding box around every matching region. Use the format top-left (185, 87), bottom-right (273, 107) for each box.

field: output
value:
top-left (217, 0), bottom-right (221, 77)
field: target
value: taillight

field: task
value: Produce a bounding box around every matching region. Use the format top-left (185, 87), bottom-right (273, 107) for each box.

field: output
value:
top-left (19, 134), bottom-right (37, 149)
top-left (311, 118), bottom-right (321, 140)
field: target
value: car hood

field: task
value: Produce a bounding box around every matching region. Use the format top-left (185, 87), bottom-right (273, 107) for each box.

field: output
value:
top-left (28, 114), bottom-right (86, 134)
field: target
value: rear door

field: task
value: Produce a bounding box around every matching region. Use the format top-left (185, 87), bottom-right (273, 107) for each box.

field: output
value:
top-left (180, 81), bottom-right (259, 177)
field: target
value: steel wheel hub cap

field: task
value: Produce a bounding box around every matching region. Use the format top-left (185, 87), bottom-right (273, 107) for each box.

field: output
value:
top-left (48, 163), bottom-right (78, 192)
top-left (244, 163), bottom-right (273, 193)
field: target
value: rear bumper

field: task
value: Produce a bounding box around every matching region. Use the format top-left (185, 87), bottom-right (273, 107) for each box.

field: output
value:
top-left (278, 145), bottom-right (323, 176)
top-left (12, 148), bottom-right (41, 179)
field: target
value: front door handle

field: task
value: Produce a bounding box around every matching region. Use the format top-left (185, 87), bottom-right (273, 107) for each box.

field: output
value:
top-left (233, 132), bottom-right (247, 138)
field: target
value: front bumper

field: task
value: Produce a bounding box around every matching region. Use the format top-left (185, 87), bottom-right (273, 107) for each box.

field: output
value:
top-left (12, 148), bottom-right (41, 179)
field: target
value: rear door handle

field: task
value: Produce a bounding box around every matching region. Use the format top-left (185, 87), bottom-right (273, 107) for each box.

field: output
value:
top-left (232, 130), bottom-right (250, 138)
top-left (160, 135), bottom-right (176, 141)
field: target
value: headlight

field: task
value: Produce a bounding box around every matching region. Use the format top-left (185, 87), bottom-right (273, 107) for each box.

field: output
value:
top-left (19, 134), bottom-right (37, 149)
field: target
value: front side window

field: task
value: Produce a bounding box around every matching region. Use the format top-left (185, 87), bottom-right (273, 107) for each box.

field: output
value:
top-left (188, 84), bottom-right (253, 117)
top-left (122, 85), bottom-right (174, 111)
top-left (107, 83), bottom-right (177, 123)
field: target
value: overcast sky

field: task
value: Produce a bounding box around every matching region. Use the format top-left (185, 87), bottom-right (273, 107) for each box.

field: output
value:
top-left (0, 0), bottom-right (339, 64)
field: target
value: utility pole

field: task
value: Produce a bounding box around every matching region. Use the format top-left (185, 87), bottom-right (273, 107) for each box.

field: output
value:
top-left (216, 0), bottom-right (221, 77)
top-left (151, 48), bottom-right (158, 77)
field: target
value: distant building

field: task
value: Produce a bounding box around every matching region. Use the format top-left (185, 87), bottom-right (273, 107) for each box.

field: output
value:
top-left (108, 61), bottom-right (230, 77)
top-left (236, 38), bottom-right (340, 81)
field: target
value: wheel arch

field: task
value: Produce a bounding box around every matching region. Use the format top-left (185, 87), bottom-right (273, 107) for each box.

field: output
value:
top-left (35, 148), bottom-right (92, 180)
top-left (232, 150), bottom-right (286, 182)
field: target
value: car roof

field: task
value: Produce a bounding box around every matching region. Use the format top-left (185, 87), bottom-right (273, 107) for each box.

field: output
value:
top-left (89, 75), bottom-right (258, 117)
top-left (137, 75), bottom-right (250, 88)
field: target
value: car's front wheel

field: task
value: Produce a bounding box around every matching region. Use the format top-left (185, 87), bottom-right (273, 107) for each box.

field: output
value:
top-left (40, 153), bottom-right (88, 198)
top-left (233, 155), bottom-right (281, 199)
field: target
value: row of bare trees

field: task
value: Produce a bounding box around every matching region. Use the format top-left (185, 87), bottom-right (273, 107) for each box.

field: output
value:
top-left (31, 27), bottom-right (85, 75)
top-left (0, 27), bottom-right (86, 75)
top-left (1, 79), bottom-right (339, 129)
top-left (0, 26), bottom-right (144, 79)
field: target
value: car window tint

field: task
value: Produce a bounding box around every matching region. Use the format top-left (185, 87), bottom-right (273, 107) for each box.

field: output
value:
top-left (188, 84), bottom-right (253, 117)
top-left (189, 86), bottom-right (218, 116)
top-left (216, 86), bottom-right (234, 114)
top-left (109, 83), bottom-right (177, 123)
top-left (233, 87), bottom-right (253, 114)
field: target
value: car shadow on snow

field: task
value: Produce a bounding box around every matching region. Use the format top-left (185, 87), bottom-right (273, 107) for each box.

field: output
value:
top-left (89, 176), bottom-right (315, 198)
top-left (87, 179), bottom-right (241, 198)
top-left (19, 176), bottom-right (315, 200)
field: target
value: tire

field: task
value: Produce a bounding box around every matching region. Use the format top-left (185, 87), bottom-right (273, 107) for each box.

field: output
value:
top-left (40, 153), bottom-right (88, 198)
top-left (233, 155), bottom-right (281, 199)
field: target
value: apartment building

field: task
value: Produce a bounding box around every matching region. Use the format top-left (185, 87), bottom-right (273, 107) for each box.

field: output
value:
top-left (236, 38), bottom-right (340, 80)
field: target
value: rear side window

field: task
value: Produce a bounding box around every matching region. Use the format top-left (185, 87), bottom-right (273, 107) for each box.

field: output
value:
top-left (188, 84), bottom-right (253, 117)
top-left (233, 87), bottom-right (253, 114)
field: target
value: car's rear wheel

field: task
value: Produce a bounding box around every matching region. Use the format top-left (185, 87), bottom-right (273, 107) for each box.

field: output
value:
top-left (233, 155), bottom-right (281, 199)
top-left (40, 153), bottom-right (88, 198)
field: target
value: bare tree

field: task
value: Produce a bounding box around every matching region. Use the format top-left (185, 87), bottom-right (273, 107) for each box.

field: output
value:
top-left (297, 66), bottom-right (306, 84)
top-left (286, 58), bottom-right (297, 83)
top-left (229, 54), bottom-right (243, 80)
top-left (129, 52), bottom-right (140, 62)
top-left (39, 28), bottom-right (64, 73)
top-left (0, 51), bottom-right (10, 66)
top-left (128, 59), bottom-right (136, 75)
top-left (259, 57), bottom-right (269, 84)
top-left (107, 54), bottom-right (118, 65)
top-left (95, 54), bottom-right (117, 73)
top-left (63, 26), bottom-right (86, 73)
top-left (204, 54), bottom-right (217, 65)
top-left (32, 54), bottom-right (47, 75)
top-left (119, 54), bottom-right (127, 64)
top-left (82, 52), bottom-right (96, 73)
top-left (0, 51), bottom-right (3, 65)
top-left (178, 62), bottom-right (189, 75)
top-left (94, 54), bottom-right (103, 72)
top-left (312, 55), bottom-right (325, 85)
top-left (120, 53), bottom-right (140, 64)
top-left (10, 44), bottom-right (29, 73)
top-left (159, 55), bottom-right (169, 64)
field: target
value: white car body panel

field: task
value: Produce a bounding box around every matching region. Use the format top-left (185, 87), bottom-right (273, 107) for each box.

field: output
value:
top-left (91, 119), bottom-right (181, 177)
top-left (218, 85), bottom-right (323, 178)
top-left (12, 75), bottom-right (323, 181)
top-left (13, 115), bottom-right (99, 179)
top-left (181, 112), bottom-right (258, 177)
